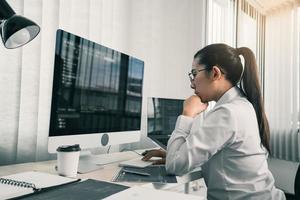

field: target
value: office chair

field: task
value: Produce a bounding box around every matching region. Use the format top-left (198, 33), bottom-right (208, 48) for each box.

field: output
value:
top-left (268, 158), bottom-right (300, 200)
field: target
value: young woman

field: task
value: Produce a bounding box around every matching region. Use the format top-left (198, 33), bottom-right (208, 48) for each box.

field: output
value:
top-left (142, 43), bottom-right (285, 199)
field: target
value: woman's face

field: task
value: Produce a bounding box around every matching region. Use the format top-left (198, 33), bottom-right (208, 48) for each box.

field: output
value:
top-left (190, 59), bottom-right (213, 103)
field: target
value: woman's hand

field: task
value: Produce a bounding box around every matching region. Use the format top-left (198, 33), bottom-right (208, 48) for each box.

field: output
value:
top-left (141, 149), bottom-right (166, 165)
top-left (182, 95), bottom-right (208, 118)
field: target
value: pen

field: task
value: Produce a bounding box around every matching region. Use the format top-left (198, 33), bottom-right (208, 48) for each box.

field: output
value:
top-left (122, 169), bottom-right (150, 176)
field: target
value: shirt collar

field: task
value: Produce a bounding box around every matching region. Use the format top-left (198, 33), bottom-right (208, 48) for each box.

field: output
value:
top-left (214, 86), bottom-right (244, 107)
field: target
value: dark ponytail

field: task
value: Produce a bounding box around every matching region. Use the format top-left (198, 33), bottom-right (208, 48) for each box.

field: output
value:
top-left (237, 47), bottom-right (270, 153)
top-left (194, 43), bottom-right (270, 153)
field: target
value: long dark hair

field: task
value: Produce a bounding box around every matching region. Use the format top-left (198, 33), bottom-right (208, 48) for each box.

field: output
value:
top-left (194, 43), bottom-right (270, 153)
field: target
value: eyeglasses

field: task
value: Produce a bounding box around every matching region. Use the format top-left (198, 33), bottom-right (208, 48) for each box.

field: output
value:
top-left (188, 68), bottom-right (207, 81)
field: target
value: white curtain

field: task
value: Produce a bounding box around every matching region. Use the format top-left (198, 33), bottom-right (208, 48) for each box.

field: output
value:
top-left (206, 0), bottom-right (236, 46)
top-left (0, 0), bottom-right (205, 165)
top-left (205, 0), bottom-right (236, 111)
top-left (237, 11), bottom-right (257, 56)
top-left (236, 0), bottom-right (266, 84)
top-left (265, 5), bottom-right (300, 161)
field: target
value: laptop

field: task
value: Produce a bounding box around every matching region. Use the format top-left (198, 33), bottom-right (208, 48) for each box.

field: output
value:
top-left (118, 97), bottom-right (184, 168)
top-left (119, 97), bottom-right (184, 168)
top-left (147, 97), bottom-right (184, 150)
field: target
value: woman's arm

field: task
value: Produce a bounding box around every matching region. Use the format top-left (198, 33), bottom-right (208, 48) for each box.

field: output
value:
top-left (165, 115), bottom-right (194, 175)
top-left (166, 107), bottom-right (236, 176)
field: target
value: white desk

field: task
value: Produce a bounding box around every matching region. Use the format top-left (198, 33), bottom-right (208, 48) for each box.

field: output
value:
top-left (0, 151), bottom-right (205, 196)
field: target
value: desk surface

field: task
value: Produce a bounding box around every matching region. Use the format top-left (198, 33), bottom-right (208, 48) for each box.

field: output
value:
top-left (0, 150), bottom-right (202, 188)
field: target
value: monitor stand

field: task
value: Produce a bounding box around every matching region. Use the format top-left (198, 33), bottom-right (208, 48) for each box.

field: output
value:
top-left (77, 150), bottom-right (134, 174)
top-left (78, 152), bottom-right (103, 173)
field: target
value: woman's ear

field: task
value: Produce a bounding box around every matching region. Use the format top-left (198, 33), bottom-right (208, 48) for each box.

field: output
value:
top-left (211, 66), bottom-right (223, 80)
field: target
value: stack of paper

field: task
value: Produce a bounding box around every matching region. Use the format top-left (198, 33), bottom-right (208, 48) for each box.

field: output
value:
top-left (104, 186), bottom-right (204, 200)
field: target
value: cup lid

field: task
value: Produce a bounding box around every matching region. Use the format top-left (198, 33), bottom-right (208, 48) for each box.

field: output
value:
top-left (56, 144), bottom-right (81, 152)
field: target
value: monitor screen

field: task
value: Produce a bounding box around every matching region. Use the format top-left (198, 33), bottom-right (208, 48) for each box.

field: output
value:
top-left (48, 29), bottom-right (144, 152)
top-left (147, 97), bottom-right (184, 149)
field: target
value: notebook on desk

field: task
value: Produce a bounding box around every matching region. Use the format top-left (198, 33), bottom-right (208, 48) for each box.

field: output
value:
top-left (17, 179), bottom-right (129, 200)
top-left (0, 171), bottom-right (79, 199)
top-left (0, 171), bottom-right (129, 200)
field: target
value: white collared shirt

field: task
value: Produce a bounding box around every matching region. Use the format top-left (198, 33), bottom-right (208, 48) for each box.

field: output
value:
top-left (166, 87), bottom-right (285, 200)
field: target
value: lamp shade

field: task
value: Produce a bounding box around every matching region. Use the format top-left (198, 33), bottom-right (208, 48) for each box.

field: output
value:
top-left (0, 15), bottom-right (40, 49)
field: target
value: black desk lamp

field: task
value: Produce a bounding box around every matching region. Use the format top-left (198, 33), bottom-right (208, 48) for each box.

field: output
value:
top-left (0, 0), bottom-right (40, 49)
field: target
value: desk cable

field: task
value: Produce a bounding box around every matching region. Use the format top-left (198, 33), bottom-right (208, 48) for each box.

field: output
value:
top-left (106, 145), bottom-right (112, 154)
top-left (120, 147), bottom-right (143, 156)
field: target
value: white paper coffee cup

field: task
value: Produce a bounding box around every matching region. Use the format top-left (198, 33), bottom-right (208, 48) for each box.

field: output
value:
top-left (57, 144), bottom-right (81, 178)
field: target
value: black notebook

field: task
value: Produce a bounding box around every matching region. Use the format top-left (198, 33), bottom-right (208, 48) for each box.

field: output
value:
top-left (0, 171), bottom-right (129, 200)
top-left (16, 179), bottom-right (129, 200)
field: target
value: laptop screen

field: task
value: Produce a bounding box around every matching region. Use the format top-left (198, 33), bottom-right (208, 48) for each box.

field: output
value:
top-left (147, 97), bottom-right (184, 149)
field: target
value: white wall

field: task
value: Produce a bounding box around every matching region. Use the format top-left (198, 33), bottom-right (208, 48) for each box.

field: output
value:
top-left (0, 0), bottom-right (206, 163)
top-left (56, 0), bottom-right (207, 153)
top-left (56, 0), bottom-right (207, 155)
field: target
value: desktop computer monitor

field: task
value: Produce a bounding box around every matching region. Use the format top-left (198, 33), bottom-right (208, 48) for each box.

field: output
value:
top-left (48, 29), bottom-right (144, 153)
top-left (147, 97), bottom-right (184, 149)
